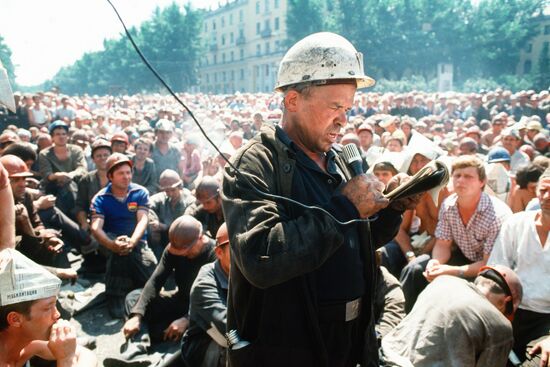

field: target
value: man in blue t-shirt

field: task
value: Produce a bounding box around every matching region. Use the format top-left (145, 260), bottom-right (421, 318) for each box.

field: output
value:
top-left (90, 153), bottom-right (157, 318)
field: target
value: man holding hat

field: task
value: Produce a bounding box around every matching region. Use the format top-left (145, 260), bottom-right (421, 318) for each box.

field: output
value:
top-left (0, 248), bottom-right (96, 367)
top-left (90, 152), bottom-right (157, 318)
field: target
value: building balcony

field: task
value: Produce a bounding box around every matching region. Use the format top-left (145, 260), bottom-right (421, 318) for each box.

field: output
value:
top-left (261, 28), bottom-right (272, 38)
top-left (209, 43), bottom-right (218, 51)
top-left (236, 35), bottom-right (246, 45)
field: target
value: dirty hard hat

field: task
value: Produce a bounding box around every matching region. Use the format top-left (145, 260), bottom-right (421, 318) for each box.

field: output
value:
top-left (106, 152), bottom-right (133, 175)
top-left (275, 32), bottom-right (375, 92)
top-left (0, 154), bottom-right (33, 178)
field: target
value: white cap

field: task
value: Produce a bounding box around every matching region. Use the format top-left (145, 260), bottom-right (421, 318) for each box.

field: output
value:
top-left (0, 249), bottom-right (61, 306)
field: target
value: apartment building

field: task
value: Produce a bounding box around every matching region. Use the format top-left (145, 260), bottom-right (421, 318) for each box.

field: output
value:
top-left (517, 15), bottom-right (550, 76)
top-left (198, 0), bottom-right (288, 94)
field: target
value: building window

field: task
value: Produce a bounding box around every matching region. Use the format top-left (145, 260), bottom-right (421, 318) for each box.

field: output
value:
top-left (231, 51), bottom-right (234, 61)
top-left (223, 71), bottom-right (226, 82)
top-left (274, 0), bottom-right (279, 8)
top-left (222, 53), bottom-right (226, 63)
top-left (240, 49), bottom-right (244, 60)
top-left (240, 69), bottom-right (244, 80)
top-left (239, 9), bottom-right (243, 22)
top-left (275, 17), bottom-right (280, 31)
top-left (221, 35), bottom-right (226, 46)
top-left (265, 0), bottom-right (270, 12)
top-left (255, 65), bottom-right (260, 77)
top-left (524, 60), bottom-right (532, 74)
top-left (229, 14), bottom-right (233, 25)
top-left (221, 16), bottom-right (225, 28)
top-left (545, 41), bottom-right (550, 50)
top-left (231, 70), bottom-right (235, 81)
top-left (230, 32), bottom-right (234, 44)
top-left (256, 22), bottom-right (261, 34)
top-left (239, 29), bottom-right (244, 38)
top-left (275, 40), bottom-right (280, 50)
top-left (265, 42), bottom-right (270, 54)
top-left (204, 23), bottom-right (208, 32)
top-left (265, 64), bottom-right (269, 76)
top-left (545, 25), bottom-right (550, 35)
top-left (213, 20), bottom-right (216, 30)
top-left (214, 55), bottom-right (217, 64)
top-left (256, 44), bottom-right (261, 56)
top-left (206, 74), bottom-right (209, 83)
top-left (265, 19), bottom-right (270, 30)
top-left (526, 43), bottom-right (532, 53)
top-left (256, 1), bottom-right (260, 14)
top-left (214, 73), bottom-right (218, 83)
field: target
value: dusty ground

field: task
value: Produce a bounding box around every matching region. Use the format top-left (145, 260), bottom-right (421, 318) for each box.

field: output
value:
top-left (59, 255), bottom-right (180, 367)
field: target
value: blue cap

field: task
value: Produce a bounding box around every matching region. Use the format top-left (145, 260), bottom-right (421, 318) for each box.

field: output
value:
top-left (48, 120), bottom-right (69, 135)
top-left (487, 147), bottom-right (511, 164)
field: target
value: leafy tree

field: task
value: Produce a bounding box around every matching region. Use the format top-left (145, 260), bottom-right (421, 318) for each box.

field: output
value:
top-left (286, 0), bottom-right (328, 45)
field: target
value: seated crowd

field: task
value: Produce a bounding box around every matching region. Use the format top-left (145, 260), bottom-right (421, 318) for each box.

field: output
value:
top-left (0, 88), bottom-right (549, 367)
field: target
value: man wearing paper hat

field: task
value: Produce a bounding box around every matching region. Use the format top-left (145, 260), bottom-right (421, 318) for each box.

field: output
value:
top-left (0, 248), bottom-right (96, 366)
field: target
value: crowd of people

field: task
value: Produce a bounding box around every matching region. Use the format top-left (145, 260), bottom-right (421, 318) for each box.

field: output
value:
top-left (0, 31), bottom-right (549, 367)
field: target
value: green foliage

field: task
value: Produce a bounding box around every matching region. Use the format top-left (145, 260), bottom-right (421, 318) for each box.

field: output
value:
top-left (285, 0), bottom-right (546, 86)
top-left (48, 3), bottom-right (203, 95)
top-left (460, 74), bottom-right (534, 92)
top-left (0, 35), bottom-right (16, 86)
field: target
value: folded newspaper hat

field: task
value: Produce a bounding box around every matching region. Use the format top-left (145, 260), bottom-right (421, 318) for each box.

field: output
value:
top-left (0, 249), bottom-right (61, 306)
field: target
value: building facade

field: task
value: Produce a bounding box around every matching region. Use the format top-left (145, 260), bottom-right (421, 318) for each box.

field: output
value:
top-left (198, 0), bottom-right (288, 94)
top-left (517, 15), bottom-right (550, 76)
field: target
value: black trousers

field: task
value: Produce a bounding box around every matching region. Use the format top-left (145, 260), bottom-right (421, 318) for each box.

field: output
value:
top-left (512, 308), bottom-right (550, 364)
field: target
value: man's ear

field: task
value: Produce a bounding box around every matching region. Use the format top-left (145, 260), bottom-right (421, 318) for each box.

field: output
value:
top-left (6, 311), bottom-right (24, 328)
top-left (284, 91), bottom-right (300, 113)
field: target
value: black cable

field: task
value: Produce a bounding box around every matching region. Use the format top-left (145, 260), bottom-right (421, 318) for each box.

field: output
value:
top-left (105, 0), bottom-right (378, 225)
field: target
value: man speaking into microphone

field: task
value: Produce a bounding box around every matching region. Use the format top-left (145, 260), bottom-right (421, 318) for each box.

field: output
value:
top-left (222, 32), bottom-right (420, 367)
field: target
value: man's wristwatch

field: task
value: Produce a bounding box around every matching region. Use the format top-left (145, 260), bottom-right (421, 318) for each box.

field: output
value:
top-left (405, 251), bottom-right (415, 260)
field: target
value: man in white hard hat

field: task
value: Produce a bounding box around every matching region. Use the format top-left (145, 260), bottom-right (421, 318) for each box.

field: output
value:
top-left (0, 248), bottom-right (96, 367)
top-left (222, 32), bottom-right (420, 367)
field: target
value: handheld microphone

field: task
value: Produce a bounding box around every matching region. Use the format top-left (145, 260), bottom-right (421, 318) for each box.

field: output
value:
top-left (342, 144), bottom-right (364, 177)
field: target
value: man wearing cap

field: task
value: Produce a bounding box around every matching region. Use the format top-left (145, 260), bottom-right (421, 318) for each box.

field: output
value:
top-left (0, 248), bottom-right (96, 367)
top-left (481, 114), bottom-right (506, 147)
top-left (152, 119), bottom-right (180, 177)
top-left (181, 222), bottom-right (231, 367)
top-left (115, 216), bottom-right (216, 363)
top-left (111, 131), bottom-right (131, 156)
top-left (90, 152), bottom-right (157, 318)
top-left (149, 169), bottom-right (195, 258)
top-left (185, 176), bottom-right (224, 239)
top-left (501, 127), bottom-right (530, 175)
top-left (222, 32), bottom-right (416, 366)
top-left (381, 265), bottom-right (522, 367)
top-left (526, 120), bottom-right (544, 144)
top-left (488, 168), bottom-right (550, 366)
top-left (38, 121), bottom-right (87, 218)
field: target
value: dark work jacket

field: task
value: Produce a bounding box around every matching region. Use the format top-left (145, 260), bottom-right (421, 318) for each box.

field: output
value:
top-left (222, 124), bottom-right (402, 367)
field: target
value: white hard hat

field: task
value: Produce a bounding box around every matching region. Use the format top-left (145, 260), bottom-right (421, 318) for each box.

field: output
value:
top-left (275, 32), bottom-right (375, 92)
top-left (0, 249), bottom-right (61, 306)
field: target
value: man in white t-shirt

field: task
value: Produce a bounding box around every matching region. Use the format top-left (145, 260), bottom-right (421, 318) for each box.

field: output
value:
top-left (488, 167), bottom-right (550, 366)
